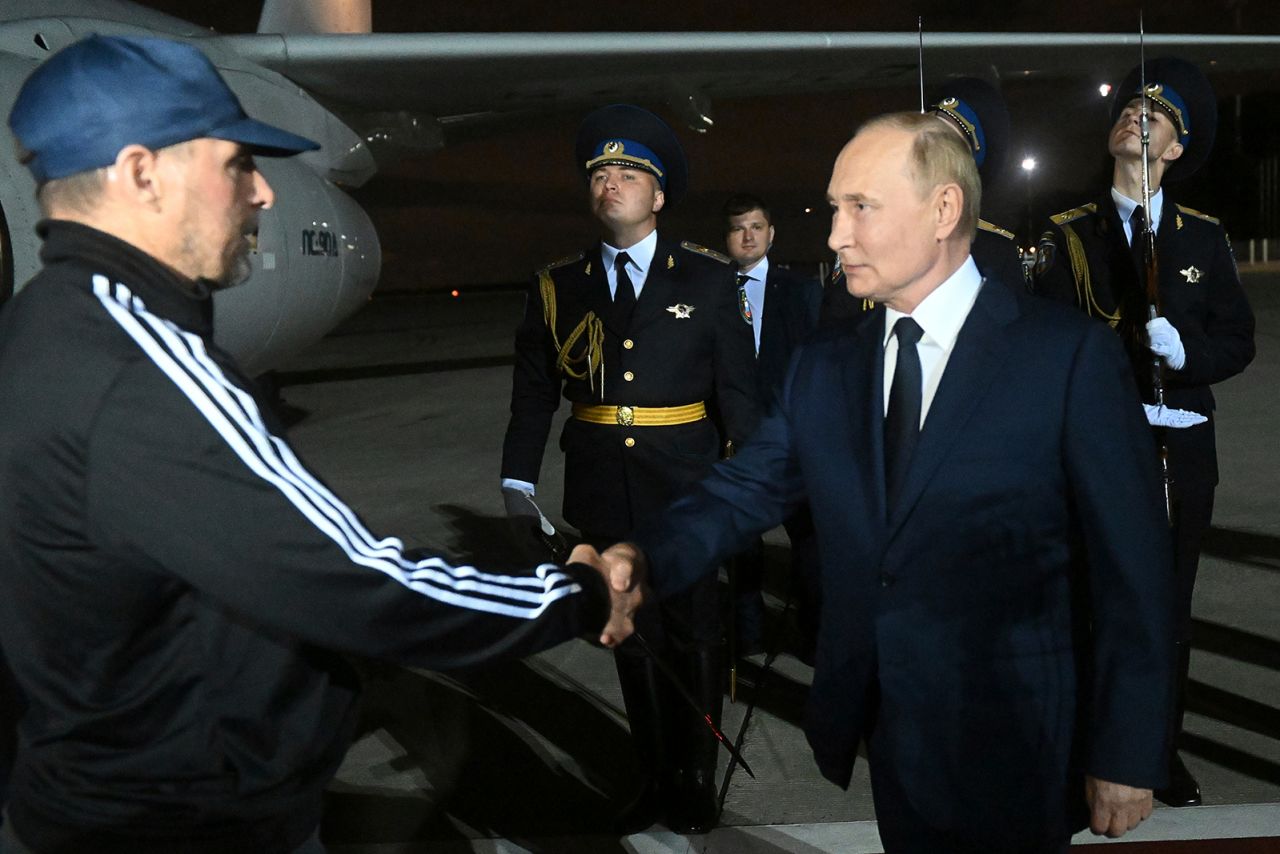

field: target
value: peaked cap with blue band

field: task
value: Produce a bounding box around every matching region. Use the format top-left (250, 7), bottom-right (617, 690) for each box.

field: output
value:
top-left (928, 77), bottom-right (1010, 187)
top-left (9, 35), bottom-right (319, 184)
top-left (576, 104), bottom-right (689, 206)
top-left (1111, 56), bottom-right (1217, 182)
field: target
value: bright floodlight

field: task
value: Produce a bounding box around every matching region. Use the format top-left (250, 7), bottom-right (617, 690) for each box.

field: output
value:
top-left (1099, 83), bottom-right (1113, 97)
top-left (1021, 157), bottom-right (1037, 173)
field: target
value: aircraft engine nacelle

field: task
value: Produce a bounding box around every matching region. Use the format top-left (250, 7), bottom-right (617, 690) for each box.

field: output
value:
top-left (0, 15), bottom-right (382, 374)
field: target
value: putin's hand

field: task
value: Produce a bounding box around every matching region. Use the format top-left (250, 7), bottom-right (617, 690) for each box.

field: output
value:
top-left (1085, 775), bottom-right (1153, 839)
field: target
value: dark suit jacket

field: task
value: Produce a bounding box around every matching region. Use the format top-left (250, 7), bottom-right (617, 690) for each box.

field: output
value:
top-left (1035, 193), bottom-right (1255, 490)
top-left (633, 275), bottom-right (1174, 844)
top-left (753, 263), bottom-right (822, 407)
top-left (502, 234), bottom-right (759, 538)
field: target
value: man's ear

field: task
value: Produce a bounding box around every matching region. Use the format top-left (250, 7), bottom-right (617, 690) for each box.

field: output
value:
top-left (934, 183), bottom-right (963, 241)
top-left (1160, 141), bottom-right (1185, 164)
top-left (109, 144), bottom-right (163, 208)
top-left (651, 187), bottom-right (666, 214)
top-left (767, 224), bottom-right (776, 248)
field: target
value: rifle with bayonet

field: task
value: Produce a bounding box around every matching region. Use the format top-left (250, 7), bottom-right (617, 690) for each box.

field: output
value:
top-left (1137, 14), bottom-right (1175, 524)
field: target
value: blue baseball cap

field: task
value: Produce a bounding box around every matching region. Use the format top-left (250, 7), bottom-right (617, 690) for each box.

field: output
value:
top-left (10, 35), bottom-right (319, 184)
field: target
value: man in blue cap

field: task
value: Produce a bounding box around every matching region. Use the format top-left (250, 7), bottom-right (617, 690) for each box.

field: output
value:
top-left (500, 104), bottom-right (759, 834)
top-left (1035, 56), bottom-right (1256, 809)
top-left (0, 35), bottom-right (636, 853)
top-left (822, 78), bottom-right (1025, 326)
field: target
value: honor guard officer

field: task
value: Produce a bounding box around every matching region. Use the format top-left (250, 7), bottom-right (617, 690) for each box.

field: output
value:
top-left (722, 194), bottom-right (822, 660)
top-left (500, 105), bottom-right (759, 834)
top-left (1034, 56), bottom-right (1256, 808)
top-left (822, 77), bottom-right (1024, 325)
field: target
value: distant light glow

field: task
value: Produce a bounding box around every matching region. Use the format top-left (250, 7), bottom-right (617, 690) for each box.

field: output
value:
top-left (804, 207), bottom-right (812, 214)
top-left (1021, 157), bottom-right (1038, 173)
top-left (1099, 83), bottom-right (1113, 97)
top-left (451, 289), bottom-right (460, 298)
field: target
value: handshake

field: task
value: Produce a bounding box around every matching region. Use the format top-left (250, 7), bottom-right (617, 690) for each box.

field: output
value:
top-left (568, 541), bottom-right (649, 648)
top-left (501, 485), bottom-right (648, 646)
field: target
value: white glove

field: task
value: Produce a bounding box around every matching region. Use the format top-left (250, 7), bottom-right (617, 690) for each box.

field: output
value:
top-left (1143, 403), bottom-right (1208, 429)
top-left (502, 485), bottom-right (556, 536)
top-left (1146, 317), bottom-right (1186, 370)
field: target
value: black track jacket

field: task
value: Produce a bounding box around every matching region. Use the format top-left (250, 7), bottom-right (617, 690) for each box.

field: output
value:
top-left (0, 222), bottom-right (607, 853)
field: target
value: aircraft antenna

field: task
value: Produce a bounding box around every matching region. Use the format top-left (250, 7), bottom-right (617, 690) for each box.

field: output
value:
top-left (917, 17), bottom-right (925, 112)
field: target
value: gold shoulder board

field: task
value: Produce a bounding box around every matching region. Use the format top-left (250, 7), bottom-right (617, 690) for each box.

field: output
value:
top-left (680, 241), bottom-right (731, 264)
top-left (1050, 203), bottom-right (1098, 226)
top-left (538, 251), bottom-right (585, 275)
top-left (977, 219), bottom-right (1015, 241)
top-left (1175, 204), bottom-right (1220, 226)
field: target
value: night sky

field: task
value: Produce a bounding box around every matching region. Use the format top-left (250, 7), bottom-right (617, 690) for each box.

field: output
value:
top-left (134, 0), bottom-right (1280, 290)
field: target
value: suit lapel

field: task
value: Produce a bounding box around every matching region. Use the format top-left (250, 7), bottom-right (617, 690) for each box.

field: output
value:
top-left (886, 281), bottom-right (1018, 536)
top-left (579, 244), bottom-right (626, 337)
top-left (842, 306), bottom-right (888, 524)
top-left (628, 236), bottom-right (680, 333)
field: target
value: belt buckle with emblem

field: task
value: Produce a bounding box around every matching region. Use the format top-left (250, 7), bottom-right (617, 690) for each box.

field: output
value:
top-left (616, 405), bottom-right (635, 426)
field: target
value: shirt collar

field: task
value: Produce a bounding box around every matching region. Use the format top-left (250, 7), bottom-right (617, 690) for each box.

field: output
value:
top-left (1111, 186), bottom-right (1164, 232)
top-left (601, 228), bottom-right (658, 276)
top-left (739, 254), bottom-right (769, 283)
top-left (883, 255), bottom-right (983, 351)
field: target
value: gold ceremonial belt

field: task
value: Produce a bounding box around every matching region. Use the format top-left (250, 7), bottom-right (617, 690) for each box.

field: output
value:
top-left (571, 402), bottom-right (707, 427)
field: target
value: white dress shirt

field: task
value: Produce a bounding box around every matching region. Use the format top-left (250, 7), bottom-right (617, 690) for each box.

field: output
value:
top-left (737, 255), bottom-right (769, 355)
top-left (882, 256), bottom-right (984, 427)
top-left (1112, 186), bottom-right (1164, 247)
top-left (600, 228), bottom-right (659, 300)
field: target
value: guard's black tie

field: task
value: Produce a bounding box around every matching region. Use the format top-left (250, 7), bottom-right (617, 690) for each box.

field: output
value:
top-left (884, 316), bottom-right (924, 511)
top-left (1130, 204), bottom-right (1148, 270)
top-left (614, 251), bottom-right (636, 324)
top-left (736, 272), bottom-right (750, 288)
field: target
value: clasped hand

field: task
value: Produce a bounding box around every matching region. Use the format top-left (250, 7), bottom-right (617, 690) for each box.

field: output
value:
top-left (568, 542), bottom-right (649, 648)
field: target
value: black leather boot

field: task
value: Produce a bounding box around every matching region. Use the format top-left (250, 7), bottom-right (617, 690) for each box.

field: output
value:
top-left (664, 643), bottom-right (724, 835)
top-left (1155, 641), bottom-right (1202, 807)
top-left (612, 650), bottom-right (670, 833)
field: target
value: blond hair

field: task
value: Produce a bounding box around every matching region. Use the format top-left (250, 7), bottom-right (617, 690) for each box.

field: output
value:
top-left (858, 111), bottom-right (980, 242)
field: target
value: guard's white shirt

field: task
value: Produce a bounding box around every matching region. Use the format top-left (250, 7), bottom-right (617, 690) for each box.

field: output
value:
top-left (882, 256), bottom-right (984, 427)
top-left (1112, 186), bottom-right (1164, 247)
top-left (601, 228), bottom-right (658, 300)
top-left (737, 255), bottom-right (769, 355)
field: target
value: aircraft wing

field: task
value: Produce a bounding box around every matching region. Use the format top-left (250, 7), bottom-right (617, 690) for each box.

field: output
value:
top-left (217, 31), bottom-right (1280, 131)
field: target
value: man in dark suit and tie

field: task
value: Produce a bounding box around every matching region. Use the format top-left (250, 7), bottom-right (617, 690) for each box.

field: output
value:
top-left (595, 112), bottom-right (1174, 852)
top-left (501, 105), bottom-right (758, 834)
top-left (721, 193), bottom-right (822, 658)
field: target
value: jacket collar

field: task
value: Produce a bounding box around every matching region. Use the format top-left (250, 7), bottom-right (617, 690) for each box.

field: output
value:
top-left (38, 219), bottom-right (214, 336)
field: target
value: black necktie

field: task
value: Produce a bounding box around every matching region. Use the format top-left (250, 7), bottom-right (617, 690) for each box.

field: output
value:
top-left (736, 272), bottom-right (750, 288)
top-left (614, 251), bottom-right (636, 324)
top-left (884, 317), bottom-right (924, 511)
top-left (1130, 205), bottom-right (1148, 270)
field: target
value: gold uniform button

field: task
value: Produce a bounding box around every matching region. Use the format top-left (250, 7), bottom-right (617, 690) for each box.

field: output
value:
top-left (624, 437), bottom-right (636, 448)
top-left (623, 371), bottom-right (635, 382)
top-left (623, 339), bottom-right (634, 349)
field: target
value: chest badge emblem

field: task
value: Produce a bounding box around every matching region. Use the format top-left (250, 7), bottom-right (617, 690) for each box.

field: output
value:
top-left (1180, 266), bottom-right (1203, 283)
top-left (666, 303), bottom-right (695, 319)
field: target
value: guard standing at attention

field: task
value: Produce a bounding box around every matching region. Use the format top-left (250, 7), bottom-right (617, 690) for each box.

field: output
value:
top-left (822, 77), bottom-right (1024, 325)
top-left (500, 104), bottom-right (759, 834)
top-left (1034, 57), bottom-right (1256, 808)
